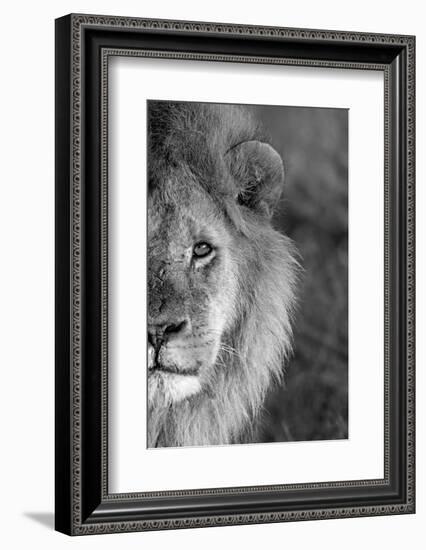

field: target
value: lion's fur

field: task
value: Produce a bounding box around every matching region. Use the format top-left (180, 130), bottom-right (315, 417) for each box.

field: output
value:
top-left (147, 101), bottom-right (299, 447)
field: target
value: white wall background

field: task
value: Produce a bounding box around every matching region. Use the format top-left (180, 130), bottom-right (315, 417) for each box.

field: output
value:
top-left (0, 0), bottom-right (423, 548)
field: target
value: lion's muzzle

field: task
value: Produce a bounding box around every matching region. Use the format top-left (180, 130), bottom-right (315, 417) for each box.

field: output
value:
top-left (147, 316), bottom-right (198, 375)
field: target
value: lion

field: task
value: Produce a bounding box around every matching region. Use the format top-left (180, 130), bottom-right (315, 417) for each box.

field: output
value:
top-left (147, 101), bottom-right (299, 448)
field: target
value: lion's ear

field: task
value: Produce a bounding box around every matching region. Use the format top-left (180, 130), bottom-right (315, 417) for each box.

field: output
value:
top-left (226, 140), bottom-right (284, 218)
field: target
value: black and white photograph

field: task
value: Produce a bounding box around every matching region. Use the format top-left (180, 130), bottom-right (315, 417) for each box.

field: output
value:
top-left (147, 100), bottom-right (348, 448)
top-left (0, 0), bottom-right (421, 544)
top-left (51, 9), bottom-right (415, 538)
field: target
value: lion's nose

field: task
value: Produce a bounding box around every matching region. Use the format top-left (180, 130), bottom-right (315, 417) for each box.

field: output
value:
top-left (148, 319), bottom-right (189, 349)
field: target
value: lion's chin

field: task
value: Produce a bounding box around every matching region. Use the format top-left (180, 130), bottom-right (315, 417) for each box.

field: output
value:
top-left (148, 370), bottom-right (202, 406)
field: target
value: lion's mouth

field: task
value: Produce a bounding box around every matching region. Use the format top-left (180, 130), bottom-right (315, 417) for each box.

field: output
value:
top-left (149, 361), bottom-right (200, 377)
top-left (148, 343), bottom-right (202, 377)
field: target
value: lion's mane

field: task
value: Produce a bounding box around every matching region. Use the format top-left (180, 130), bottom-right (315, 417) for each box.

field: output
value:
top-left (148, 101), bottom-right (299, 447)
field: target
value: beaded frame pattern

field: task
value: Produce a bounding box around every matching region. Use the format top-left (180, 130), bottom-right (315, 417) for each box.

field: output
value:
top-left (68, 14), bottom-right (415, 535)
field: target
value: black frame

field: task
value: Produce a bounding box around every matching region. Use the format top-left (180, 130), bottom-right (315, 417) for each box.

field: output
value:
top-left (55, 13), bottom-right (415, 535)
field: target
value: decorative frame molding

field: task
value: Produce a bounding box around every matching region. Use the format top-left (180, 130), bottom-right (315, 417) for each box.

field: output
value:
top-left (55, 13), bottom-right (415, 535)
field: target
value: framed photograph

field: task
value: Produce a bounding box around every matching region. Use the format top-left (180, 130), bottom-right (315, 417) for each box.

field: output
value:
top-left (55, 14), bottom-right (415, 535)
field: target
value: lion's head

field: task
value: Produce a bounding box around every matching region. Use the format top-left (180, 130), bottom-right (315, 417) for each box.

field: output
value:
top-left (147, 102), bottom-right (298, 447)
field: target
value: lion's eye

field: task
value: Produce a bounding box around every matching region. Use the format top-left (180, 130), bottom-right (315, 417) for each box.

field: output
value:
top-left (193, 242), bottom-right (213, 258)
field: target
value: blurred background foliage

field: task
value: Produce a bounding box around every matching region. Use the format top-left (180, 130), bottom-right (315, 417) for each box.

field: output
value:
top-left (251, 105), bottom-right (348, 442)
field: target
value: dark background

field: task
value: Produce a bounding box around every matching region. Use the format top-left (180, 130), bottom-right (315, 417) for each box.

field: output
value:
top-left (250, 105), bottom-right (348, 442)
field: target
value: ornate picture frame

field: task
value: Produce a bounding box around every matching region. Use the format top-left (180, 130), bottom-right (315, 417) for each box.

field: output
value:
top-left (55, 13), bottom-right (415, 535)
